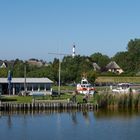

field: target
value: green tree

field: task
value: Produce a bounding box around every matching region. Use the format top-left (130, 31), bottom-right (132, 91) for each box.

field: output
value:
top-left (61, 55), bottom-right (93, 84)
top-left (51, 58), bottom-right (59, 84)
top-left (127, 39), bottom-right (140, 72)
top-left (90, 52), bottom-right (110, 70)
top-left (87, 70), bottom-right (98, 84)
top-left (112, 51), bottom-right (128, 72)
top-left (0, 68), bottom-right (8, 77)
top-left (12, 60), bottom-right (24, 77)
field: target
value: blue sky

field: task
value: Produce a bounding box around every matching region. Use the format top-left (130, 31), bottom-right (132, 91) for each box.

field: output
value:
top-left (0, 0), bottom-right (140, 61)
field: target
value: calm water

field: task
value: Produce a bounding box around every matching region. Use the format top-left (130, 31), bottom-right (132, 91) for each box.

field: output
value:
top-left (0, 109), bottom-right (140, 140)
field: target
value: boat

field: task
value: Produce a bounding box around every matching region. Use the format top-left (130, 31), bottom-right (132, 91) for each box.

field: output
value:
top-left (29, 91), bottom-right (48, 96)
top-left (76, 77), bottom-right (95, 94)
top-left (112, 83), bottom-right (136, 93)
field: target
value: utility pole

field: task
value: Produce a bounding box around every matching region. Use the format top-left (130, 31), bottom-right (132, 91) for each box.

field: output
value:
top-left (24, 62), bottom-right (27, 92)
top-left (48, 44), bottom-right (76, 96)
top-left (48, 52), bottom-right (68, 95)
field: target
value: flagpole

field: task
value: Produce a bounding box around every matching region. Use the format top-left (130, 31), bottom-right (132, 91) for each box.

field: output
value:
top-left (24, 63), bottom-right (27, 92)
top-left (7, 70), bottom-right (12, 96)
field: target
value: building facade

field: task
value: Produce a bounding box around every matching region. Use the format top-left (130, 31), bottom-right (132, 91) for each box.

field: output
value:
top-left (0, 78), bottom-right (53, 95)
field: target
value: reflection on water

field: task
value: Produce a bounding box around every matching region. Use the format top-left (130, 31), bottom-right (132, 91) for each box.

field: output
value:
top-left (71, 112), bottom-right (77, 124)
top-left (7, 115), bottom-right (12, 129)
top-left (94, 108), bottom-right (140, 119)
top-left (0, 109), bottom-right (140, 140)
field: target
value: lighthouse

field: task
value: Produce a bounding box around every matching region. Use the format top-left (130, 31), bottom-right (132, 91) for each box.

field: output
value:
top-left (72, 44), bottom-right (76, 58)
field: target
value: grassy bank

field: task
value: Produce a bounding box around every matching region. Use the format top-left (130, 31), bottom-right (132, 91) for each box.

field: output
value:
top-left (0, 93), bottom-right (84, 104)
top-left (38, 92), bottom-right (140, 109)
top-left (1, 96), bottom-right (32, 103)
top-left (1, 92), bottom-right (140, 109)
top-left (96, 76), bottom-right (140, 83)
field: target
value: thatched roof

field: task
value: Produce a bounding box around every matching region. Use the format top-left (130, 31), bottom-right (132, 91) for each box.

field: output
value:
top-left (106, 61), bottom-right (120, 69)
top-left (93, 63), bottom-right (101, 71)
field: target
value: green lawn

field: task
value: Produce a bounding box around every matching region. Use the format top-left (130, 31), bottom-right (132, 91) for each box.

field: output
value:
top-left (0, 93), bottom-right (85, 103)
top-left (1, 96), bottom-right (32, 103)
top-left (52, 85), bottom-right (76, 91)
top-left (96, 76), bottom-right (140, 83)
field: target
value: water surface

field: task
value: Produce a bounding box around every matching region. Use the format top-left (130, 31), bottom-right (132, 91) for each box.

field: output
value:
top-left (0, 109), bottom-right (140, 140)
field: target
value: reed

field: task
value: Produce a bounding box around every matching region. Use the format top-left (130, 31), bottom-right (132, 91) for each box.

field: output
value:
top-left (93, 92), bottom-right (140, 109)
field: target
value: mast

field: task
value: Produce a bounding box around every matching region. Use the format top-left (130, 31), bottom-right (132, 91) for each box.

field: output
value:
top-left (48, 44), bottom-right (75, 95)
top-left (24, 63), bottom-right (27, 92)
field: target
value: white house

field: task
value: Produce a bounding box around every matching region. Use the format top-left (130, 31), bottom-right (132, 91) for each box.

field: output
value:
top-left (0, 77), bottom-right (53, 95)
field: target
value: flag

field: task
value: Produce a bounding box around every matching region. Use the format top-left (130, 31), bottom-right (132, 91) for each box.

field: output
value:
top-left (7, 70), bottom-right (12, 82)
top-left (7, 70), bottom-right (12, 95)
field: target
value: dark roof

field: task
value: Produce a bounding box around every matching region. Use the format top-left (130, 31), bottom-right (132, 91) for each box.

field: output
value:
top-left (29, 58), bottom-right (39, 62)
top-left (6, 60), bottom-right (15, 67)
top-left (0, 60), bottom-right (15, 68)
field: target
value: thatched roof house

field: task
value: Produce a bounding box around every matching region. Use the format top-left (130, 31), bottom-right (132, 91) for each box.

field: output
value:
top-left (106, 61), bottom-right (123, 74)
top-left (27, 59), bottom-right (43, 67)
top-left (93, 63), bottom-right (101, 71)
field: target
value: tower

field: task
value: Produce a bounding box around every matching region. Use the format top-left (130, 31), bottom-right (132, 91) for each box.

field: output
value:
top-left (72, 44), bottom-right (76, 58)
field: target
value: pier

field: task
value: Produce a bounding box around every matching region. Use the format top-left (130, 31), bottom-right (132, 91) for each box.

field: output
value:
top-left (0, 101), bottom-right (98, 111)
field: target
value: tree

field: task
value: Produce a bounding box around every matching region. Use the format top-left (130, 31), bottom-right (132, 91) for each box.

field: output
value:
top-left (87, 70), bottom-right (98, 84)
top-left (61, 55), bottom-right (93, 84)
top-left (127, 39), bottom-right (140, 72)
top-left (51, 58), bottom-right (59, 83)
top-left (112, 51), bottom-right (128, 72)
top-left (0, 68), bottom-right (8, 77)
top-left (12, 60), bottom-right (24, 77)
top-left (90, 52), bottom-right (110, 70)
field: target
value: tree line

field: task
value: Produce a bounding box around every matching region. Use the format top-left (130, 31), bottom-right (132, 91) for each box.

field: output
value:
top-left (0, 38), bottom-right (140, 85)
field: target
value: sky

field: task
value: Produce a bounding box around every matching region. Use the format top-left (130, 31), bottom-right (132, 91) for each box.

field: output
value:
top-left (0, 0), bottom-right (140, 62)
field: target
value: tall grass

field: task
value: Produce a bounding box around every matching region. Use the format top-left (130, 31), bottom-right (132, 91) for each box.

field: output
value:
top-left (93, 92), bottom-right (140, 109)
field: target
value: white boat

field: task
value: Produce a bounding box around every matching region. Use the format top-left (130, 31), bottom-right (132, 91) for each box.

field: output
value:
top-left (76, 77), bottom-right (95, 94)
top-left (112, 83), bottom-right (136, 93)
top-left (29, 91), bottom-right (47, 96)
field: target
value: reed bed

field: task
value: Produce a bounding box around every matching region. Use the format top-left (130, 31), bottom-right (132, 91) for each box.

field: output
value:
top-left (93, 92), bottom-right (140, 109)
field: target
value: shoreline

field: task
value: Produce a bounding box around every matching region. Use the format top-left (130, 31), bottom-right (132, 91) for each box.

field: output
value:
top-left (0, 101), bottom-right (98, 111)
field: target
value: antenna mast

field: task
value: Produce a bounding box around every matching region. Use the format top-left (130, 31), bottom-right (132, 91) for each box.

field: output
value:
top-left (48, 45), bottom-right (75, 95)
